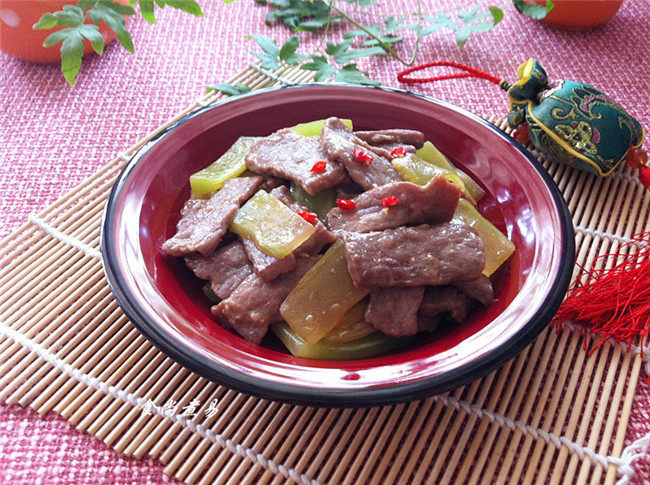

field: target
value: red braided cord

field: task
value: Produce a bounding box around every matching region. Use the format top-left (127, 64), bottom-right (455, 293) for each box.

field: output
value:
top-left (397, 61), bottom-right (502, 85)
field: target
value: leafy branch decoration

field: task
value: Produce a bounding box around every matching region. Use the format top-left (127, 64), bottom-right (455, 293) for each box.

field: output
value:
top-left (34, 0), bottom-right (204, 86)
top-left (212, 0), bottom-right (553, 93)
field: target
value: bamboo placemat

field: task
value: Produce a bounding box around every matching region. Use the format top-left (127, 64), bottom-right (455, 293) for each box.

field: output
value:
top-left (1, 62), bottom-right (649, 485)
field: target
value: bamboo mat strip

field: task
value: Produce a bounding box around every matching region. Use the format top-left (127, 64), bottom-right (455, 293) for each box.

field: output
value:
top-left (0, 63), bottom-right (648, 485)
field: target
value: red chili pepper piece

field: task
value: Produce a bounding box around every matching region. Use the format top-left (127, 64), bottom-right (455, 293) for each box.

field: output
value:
top-left (310, 161), bottom-right (327, 173)
top-left (353, 149), bottom-right (373, 165)
top-left (337, 198), bottom-right (356, 211)
top-left (298, 211), bottom-right (318, 223)
top-left (390, 146), bottom-right (408, 158)
top-left (381, 196), bottom-right (399, 208)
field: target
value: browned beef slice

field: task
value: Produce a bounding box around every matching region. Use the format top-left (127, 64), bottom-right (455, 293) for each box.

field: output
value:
top-left (355, 129), bottom-right (425, 149)
top-left (325, 177), bottom-right (460, 235)
top-left (365, 287), bottom-right (425, 337)
top-left (184, 241), bottom-right (253, 299)
top-left (245, 129), bottom-right (348, 196)
top-left (371, 142), bottom-right (417, 156)
top-left (162, 176), bottom-right (263, 257)
top-left (343, 223), bottom-right (484, 288)
top-left (321, 118), bottom-right (402, 190)
top-left (453, 274), bottom-right (494, 306)
top-left (419, 286), bottom-right (472, 322)
top-left (270, 186), bottom-right (336, 256)
top-left (240, 237), bottom-right (297, 282)
top-left (211, 256), bottom-right (320, 344)
top-left (418, 314), bottom-right (441, 333)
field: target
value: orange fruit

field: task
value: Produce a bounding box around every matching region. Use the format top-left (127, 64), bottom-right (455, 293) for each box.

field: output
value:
top-left (0, 0), bottom-right (126, 63)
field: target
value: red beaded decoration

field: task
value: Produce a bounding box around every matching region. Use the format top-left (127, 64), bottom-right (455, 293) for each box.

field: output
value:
top-left (513, 123), bottom-right (530, 144)
top-left (626, 148), bottom-right (647, 169)
top-left (625, 147), bottom-right (649, 189)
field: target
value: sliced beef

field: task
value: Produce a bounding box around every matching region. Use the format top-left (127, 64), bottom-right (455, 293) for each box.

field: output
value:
top-left (355, 129), bottom-right (425, 149)
top-left (245, 128), bottom-right (348, 196)
top-left (211, 256), bottom-right (320, 344)
top-left (365, 287), bottom-right (425, 337)
top-left (162, 176), bottom-right (263, 257)
top-left (321, 118), bottom-right (402, 190)
top-left (370, 142), bottom-right (417, 156)
top-left (270, 186), bottom-right (336, 256)
top-left (417, 314), bottom-right (441, 333)
top-left (184, 241), bottom-right (253, 299)
top-left (343, 223), bottom-right (484, 288)
top-left (325, 177), bottom-right (461, 235)
top-left (240, 237), bottom-right (297, 282)
top-left (453, 274), bottom-right (494, 306)
top-left (419, 286), bottom-right (473, 322)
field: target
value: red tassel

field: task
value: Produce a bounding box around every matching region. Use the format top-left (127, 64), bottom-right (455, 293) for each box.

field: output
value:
top-left (554, 232), bottom-right (650, 381)
top-left (397, 61), bottom-right (503, 86)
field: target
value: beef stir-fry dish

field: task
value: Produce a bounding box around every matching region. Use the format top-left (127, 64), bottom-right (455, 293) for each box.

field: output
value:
top-left (162, 118), bottom-right (515, 359)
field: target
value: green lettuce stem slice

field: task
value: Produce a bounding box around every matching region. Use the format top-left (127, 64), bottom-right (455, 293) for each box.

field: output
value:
top-left (280, 240), bottom-right (370, 344)
top-left (453, 199), bottom-right (515, 276)
top-left (291, 118), bottom-right (352, 136)
top-left (190, 136), bottom-right (259, 196)
top-left (230, 190), bottom-right (316, 259)
top-left (272, 322), bottom-right (398, 360)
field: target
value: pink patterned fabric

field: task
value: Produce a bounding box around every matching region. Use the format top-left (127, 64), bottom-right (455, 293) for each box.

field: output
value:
top-left (0, 0), bottom-right (648, 482)
top-left (0, 405), bottom-right (181, 484)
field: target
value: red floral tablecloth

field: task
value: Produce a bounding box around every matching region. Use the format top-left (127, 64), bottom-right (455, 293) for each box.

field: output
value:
top-left (1, 0), bottom-right (648, 482)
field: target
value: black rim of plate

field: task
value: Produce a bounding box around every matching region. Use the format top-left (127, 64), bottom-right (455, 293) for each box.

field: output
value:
top-left (101, 83), bottom-right (575, 408)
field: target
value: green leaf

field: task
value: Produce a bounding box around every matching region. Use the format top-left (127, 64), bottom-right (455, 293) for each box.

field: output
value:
top-left (77, 23), bottom-right (105, 54)
top-left (36, 5), bottom-right (85, 28)
top-left (334, 46), bottom-right (385, 64)
top-left (98, 0), bottom-right (136, 16)
top-left (418, 13), bottom-right (455, 38)
top-left (455, 20), bottom-right (494, 47)
top-left (344, 26), bottom-right (380, 38)
top-left (361, 35), bottom-right (402, 48)
top-left (458, 5), bottom-right (483, 23)
top-left (295, 19), bottom-right (327, 31)
top-left (279, 35), bottom-right (305, 64)
top-left (338, 0), bottom-right (377, 6)
top-left (137, 0), bottom-right (157, 23)
top-left (301, 55), bottom-right (335, 81)
top-left (513, 0), bottom-right (554, 19)
top-left (154, 0), bottom-right (166, 7)
top-left (249, 34), bottom-right (280, 69)
top-left (207, 83), bottom-right (252, 95)
top-left (43, 29), bottom-right (72, 47)
top-left (164, 0), bottom-right (204, 17)
top-left (79, 0), bottom-right (98, 11)
top-left (489, 6), bottom-right (504, 25)
top-left (87, 3), bottom-right (134, 53)
top-left (250, 34), bottom-right (280, 57)
top-left (334, 64), bottom-right (380, 86)
top-left (60, 29), bottom-right (86, 86)
top-left (325, 39), bottom-right (353, 59)
top-left (33, 13), bottom-right (58, 30)
top-left (325, 39), bottom-right (384, 64)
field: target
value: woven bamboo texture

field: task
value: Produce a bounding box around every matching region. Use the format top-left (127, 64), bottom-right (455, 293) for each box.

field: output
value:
top-left (0, 63), bottom-right (647, 485)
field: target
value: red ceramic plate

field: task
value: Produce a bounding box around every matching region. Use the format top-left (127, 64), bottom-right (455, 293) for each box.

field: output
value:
top-left (101, 84), bottom-right (574, 407)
